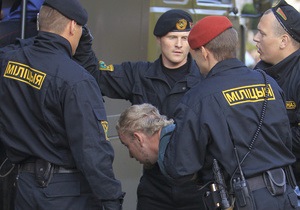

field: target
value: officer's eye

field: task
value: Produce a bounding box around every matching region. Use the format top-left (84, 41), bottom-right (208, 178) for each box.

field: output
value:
top-left (168, 36), bottom-right (176, 39)
top-left (181, 36), bottom-right (188, 41)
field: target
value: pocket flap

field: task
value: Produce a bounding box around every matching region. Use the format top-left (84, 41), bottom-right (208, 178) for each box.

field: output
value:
top-left (43, 181), bottom-right (80, 198)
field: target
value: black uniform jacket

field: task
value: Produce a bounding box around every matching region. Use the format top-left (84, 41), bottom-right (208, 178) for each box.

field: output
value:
top-left (161, 58), bottom-right (295, 182)
top-left (88, 54), bottom-right (202, 118)
top-left (0, 32), bottom-right (123, 200)
top-left (255, 49), bottom-right (300, 157)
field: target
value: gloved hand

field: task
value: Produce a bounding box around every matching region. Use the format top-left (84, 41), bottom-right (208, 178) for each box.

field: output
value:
top-left (102, 199), bottom-right (123, 210)
top-left (102, 192), bottom-right (125, 210)
top-left (73, 25), bottom-right (98, 73)
top-left (80, 25), bottom-right (94, 45)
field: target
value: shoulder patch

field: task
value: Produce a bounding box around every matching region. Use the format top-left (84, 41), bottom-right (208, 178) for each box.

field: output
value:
top-left (101, 120), bottom-right (110, 141)
top-left (99, 61), bottom-right (114, 71)
top-left (286, 101), bottom-right (296, 110)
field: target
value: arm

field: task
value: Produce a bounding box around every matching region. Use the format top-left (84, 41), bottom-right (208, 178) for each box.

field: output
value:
top-left (73, 25), bottom-right (99, 77)
top-left (63, 74), bottom-right (124, 208)
top-left (291, 115), bottom-right (300, 155)
top-left (289, 82), bottom-right (300, 155)
top-left (73, 26), bottom-right (146, 100)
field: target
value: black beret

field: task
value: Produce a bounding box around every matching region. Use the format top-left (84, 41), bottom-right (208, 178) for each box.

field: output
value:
top-left (154, 9), bottom-right (193, 37)
top-left (43, 0), bottom-right (88, 26)
top-left (272, 0), bottom-right (300, 42)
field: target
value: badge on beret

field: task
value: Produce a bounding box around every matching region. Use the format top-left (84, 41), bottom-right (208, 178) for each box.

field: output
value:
top-left (276, 8), bottom-right (287, 20)
top-left (176, 19), bottom-right (188, 31)
top-left (271, 0), bottom-right (300, 42)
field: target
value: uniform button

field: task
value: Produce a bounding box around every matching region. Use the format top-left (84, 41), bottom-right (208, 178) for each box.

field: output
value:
top-left (182, 87), bottom-right (186, 90)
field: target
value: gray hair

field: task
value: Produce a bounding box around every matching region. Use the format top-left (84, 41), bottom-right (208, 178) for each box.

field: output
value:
top-left (116, 103), bottom-right (174, 137)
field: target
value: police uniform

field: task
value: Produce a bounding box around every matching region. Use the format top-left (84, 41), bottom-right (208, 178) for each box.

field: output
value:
top-left (255, 0), bottom-right (300, 186)
top-left (256, 49), bottom-right (300, 183)
top-left (159, 16), bottom-right (298, 210)
top-left (161, 58), bottom-right (298, 209)
top-left (86, 9), bottom-right (205, 210)
top-left (95, 54), bottom-right (200, 118)
top-left (0, 0), bottom-right (123, 209)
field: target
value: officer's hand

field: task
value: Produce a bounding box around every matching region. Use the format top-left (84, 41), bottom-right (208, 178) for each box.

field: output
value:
top-left (81, 25), bottom-right (93, 43)
top-left (102, 193), bottom-right (125, 210)
top-left (75, 25), bottom-right (93, 56)
top-left (74, 25), bottom-right (98, 69)
top-left (102, 199), bottom-right (123, 210)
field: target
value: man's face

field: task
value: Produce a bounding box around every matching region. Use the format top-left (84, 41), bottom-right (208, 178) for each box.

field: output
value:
top-left (158, 31), bottom-right (190, 68)
top-left (253, 12), bottom-right (283, 65)
top-left (119, 132), bottom-right (158, 168)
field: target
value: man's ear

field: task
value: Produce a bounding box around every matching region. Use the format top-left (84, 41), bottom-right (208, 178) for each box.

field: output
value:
top-left (201, 46), bottom-right (209, 59)
top-left (69, 20), bottom-right (77, 36)
top-left (280, 34), bottom-right (289, 49)
top-left (133, 132), bottom-right (143, 145)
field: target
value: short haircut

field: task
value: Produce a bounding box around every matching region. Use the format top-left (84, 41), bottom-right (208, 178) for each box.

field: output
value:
top-left (205, 27), bottom-right (238, 61)
top-left (38, 5), bottom-right (70, 34)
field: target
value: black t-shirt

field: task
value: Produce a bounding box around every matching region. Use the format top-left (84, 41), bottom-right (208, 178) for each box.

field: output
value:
top-left (162, 59), bottom-right (189, 88)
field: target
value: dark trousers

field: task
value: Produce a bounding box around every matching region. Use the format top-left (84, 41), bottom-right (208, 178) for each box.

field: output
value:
top-left (15, 171), bottom-right (102, 210)
top-left (136, 166), bottom-right (206, 210)
top-left (0, 144), bottom-right (16, 210)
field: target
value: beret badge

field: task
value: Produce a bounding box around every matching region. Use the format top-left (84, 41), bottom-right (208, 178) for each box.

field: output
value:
top-left (176, 19), bottom-right (188, 31)
top-left (276, 8), bottom-right (287, 20)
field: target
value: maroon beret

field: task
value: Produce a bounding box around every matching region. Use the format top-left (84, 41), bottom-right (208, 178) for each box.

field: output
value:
top-left (188, 16), bottom-right (232, 50)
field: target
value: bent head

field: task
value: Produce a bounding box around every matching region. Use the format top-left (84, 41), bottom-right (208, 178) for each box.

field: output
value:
top-left (116, 103), bottom-right (174, 167)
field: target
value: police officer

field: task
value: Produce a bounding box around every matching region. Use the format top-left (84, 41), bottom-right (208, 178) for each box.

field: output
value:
top-left (0, 2), bottom-right (44, 209)
top-left (158, 16), bottom-right (298, 209)
top-left (0, 0), bottom-right (124, 209)
top-left (82, 9), bottom-right (204, 210)
top-left (253, 0), bottom-right (300, 186)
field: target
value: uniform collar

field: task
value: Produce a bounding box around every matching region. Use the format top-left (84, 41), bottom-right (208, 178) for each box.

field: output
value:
top-left (256, 49), bottom-right (300, 79)
top-left (206, 58), bottom-right (245, 78)
top-left (145, 54), bottom-right (201, 87)
top-left (34, 31), bottom-right (73, 58)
